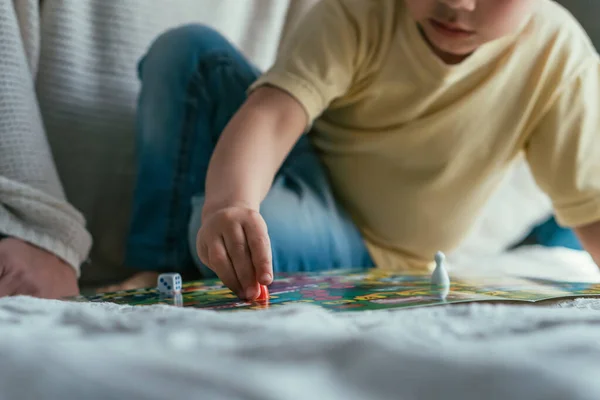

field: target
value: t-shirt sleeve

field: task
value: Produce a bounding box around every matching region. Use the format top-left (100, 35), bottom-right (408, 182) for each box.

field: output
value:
top-left (526, 60), bottom-right (600, 228)
top-left (249, 0), bottom-right (366, 123)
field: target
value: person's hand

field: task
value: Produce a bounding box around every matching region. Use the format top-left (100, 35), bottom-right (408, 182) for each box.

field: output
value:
top-left (196, 206), bottom-right (273, 300)
top-left (0, 238), bottom-right (79, 299)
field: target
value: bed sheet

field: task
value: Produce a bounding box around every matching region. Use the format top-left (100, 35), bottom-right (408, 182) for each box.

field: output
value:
top-left (1, 247), bottom-right (599, 400)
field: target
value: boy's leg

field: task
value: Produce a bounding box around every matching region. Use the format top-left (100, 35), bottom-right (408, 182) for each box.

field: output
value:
top-left (525, 216), bottom-right (583, 250)
top-left (126, 24), bottom-right (255, 272)
top-left (126, 24), bottom-right (374, 274)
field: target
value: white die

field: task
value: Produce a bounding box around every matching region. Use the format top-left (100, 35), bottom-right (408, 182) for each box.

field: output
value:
top-left (157, 273), bottom-right (182, 294)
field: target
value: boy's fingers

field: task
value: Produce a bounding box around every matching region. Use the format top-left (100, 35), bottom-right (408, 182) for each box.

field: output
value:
top-left (208, 238), bottom-right (243, 298)
top-left (223, 225), bottom-right (257, 300)
top-left (244, 217), bottom-right (273, 286)
top-left (197, 239), bottom-right (210, 267)
top-left (0, 272), bottom-right (19, 297)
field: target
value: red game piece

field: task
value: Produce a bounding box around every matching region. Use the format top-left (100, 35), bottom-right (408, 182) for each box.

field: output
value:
top-left (256, 285), bottom-right (269, 301)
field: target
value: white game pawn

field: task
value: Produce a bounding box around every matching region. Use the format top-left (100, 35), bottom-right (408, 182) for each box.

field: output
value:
top-left (430, 251), bottom-right (450, 300)
top-left (157, 273), bottom-right (182, 295)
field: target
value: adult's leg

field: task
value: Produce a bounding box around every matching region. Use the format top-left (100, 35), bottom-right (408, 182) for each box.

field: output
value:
top-left (127, 24), bottom-right (374, 274)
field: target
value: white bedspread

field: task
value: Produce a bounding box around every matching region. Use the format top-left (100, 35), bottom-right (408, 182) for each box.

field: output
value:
top-left (2, 248), bottom-right (600, 400)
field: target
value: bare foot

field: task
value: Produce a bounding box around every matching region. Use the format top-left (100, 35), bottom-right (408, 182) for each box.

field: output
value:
top-left (97, 271), bottom-right (160, 293)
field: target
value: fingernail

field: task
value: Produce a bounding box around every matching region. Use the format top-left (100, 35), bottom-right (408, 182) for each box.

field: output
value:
top-left (260, 273), bottom-right (272, 284)
top-left (245, 287), bottom-right (257, 300)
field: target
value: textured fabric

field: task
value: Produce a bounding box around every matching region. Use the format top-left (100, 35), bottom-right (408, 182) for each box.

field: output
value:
top-left (0, 245), bottom-right (597, 400)
top-left (0, 0), bottom-right (91, 270)
top-left (0, 0), bottom-right (317, 286)
top-left (127, 25), bottom-right (374, 274)
top-left (451, 158), bottom-right (555, 256)
top-left (252, 0), bottom-right (600, 271)
top-left (555, 0), bottom-right (600, 50)
top-left (2, 291), bottom-right (600, 400)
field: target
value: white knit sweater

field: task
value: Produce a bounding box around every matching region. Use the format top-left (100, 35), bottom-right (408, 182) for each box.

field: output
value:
top-left (0, 0), bottom-right (314, 286)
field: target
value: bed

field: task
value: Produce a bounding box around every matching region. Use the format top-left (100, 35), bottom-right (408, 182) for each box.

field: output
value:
top-left (1, 246), bottom-right (599, 400)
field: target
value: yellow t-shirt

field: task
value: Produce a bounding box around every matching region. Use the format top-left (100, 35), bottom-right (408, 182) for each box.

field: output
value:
top-left (252, 0), bottom-right (600, 271)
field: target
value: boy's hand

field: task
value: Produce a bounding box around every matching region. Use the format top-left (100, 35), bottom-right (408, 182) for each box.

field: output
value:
top-left (0, 238), bottom-right (79, 299)
top-left (196, 206), bottom-right (273, 300)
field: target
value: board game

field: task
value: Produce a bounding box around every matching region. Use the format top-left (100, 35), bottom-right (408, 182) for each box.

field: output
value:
top-left (72, 269), bottom-right (600, 312)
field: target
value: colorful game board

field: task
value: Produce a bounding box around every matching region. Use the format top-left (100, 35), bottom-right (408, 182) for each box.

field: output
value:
top-left (71, 269), bottom-right (600, 312)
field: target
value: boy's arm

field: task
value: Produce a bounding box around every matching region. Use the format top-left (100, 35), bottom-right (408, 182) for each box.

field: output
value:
top-left (199, 86), bottom-right (308, 298)
top-left (526, 60), bottom-right (600, 266)
top-left (198, 0), bottom-right (378, 298)
top-left (575, 222), bottom-right (600, 266)
top-left (202, 86), bottom-right (308, 217)
top-left (203, 0), bottom-right (371, 216)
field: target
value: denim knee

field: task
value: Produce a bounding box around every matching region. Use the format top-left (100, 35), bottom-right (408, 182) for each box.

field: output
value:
top-left (135, 23), bottom-right (252, 158)
top-left (129, 25), bottom-right (259, 272)
top-left (137, 24), bottom-right (241, 83)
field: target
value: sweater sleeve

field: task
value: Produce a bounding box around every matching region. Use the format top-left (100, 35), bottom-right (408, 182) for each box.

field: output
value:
top-left (0, 0), bottom-right (91, 274)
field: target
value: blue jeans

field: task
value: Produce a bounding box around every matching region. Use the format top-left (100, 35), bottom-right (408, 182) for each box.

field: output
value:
top-left (525, 216), bottom-right (583, 250)
top-left (126, 25), bottom-right (374, 276)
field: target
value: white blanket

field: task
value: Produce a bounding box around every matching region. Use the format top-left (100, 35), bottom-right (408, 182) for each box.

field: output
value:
top-left (2, 248), bottom-right (600, 400)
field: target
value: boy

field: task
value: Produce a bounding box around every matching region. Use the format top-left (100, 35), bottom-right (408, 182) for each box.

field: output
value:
top-left (127, 0), bottom-right (600, 300)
